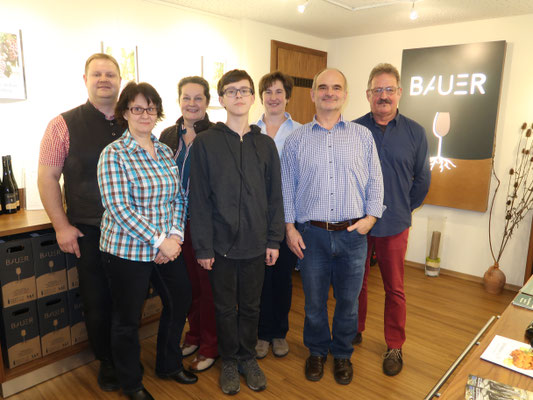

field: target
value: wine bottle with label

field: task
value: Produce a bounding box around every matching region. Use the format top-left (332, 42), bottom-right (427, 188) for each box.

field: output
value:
top-left (6, 156), bottom-right (19, 210)
top-left (2, 156), bottom-right (17, 214)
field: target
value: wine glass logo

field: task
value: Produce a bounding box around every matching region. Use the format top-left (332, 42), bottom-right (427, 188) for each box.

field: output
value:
top-left (430, 112), bottom-right (456, 172)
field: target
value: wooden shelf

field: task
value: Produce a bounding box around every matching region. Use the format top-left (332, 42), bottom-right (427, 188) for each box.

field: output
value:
top-left (0, 210), bottom-right (51, 237)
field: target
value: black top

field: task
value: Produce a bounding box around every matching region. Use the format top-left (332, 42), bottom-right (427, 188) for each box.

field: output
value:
top-left (189, 122), bottom-right (284, 260)
top-left (62, 101), bottom-right (123, 226)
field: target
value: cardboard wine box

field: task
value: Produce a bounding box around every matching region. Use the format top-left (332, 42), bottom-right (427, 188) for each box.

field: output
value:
top-left (0, 301), bottom-right (41, 368)
top-left (67, 288), bottom-right (87, 345)
top-left (31, 232), bottom-right (67, 298)
top-left (65, 254), bottom-right (79, 290)
top-left (37, 292), bottom-right (71, 356)
top-left (142, 285), bottom-right (162, 319)
top-left (0, 238), bottom-right (37, 308)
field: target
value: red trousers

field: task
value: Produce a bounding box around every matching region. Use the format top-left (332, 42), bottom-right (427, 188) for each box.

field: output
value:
top-left (357, 228), bottom-right (409, 349)
top-left (182, 222), bottom-right (218, 358)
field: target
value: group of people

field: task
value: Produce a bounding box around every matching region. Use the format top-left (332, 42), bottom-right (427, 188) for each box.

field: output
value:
top-left (37, 52), bottom-right (430, 400)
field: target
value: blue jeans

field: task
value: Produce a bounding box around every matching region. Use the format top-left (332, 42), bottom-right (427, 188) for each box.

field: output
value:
top-left (297, 222), bottom-right (367, 359)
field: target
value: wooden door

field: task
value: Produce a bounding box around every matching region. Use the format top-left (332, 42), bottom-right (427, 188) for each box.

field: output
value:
top-left (271, 40), bottom-right (327, 124)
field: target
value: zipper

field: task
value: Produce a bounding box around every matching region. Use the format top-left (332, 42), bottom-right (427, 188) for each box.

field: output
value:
top-left (224, 135), bottom-right (244, 256)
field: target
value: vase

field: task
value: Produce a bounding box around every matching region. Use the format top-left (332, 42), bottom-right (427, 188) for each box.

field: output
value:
top-left (483, 263), bottom-right (506, 294)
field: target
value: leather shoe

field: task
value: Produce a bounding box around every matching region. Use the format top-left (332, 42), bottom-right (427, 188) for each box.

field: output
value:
top-left (171, 369), bottom-right (198, 384)
top-left (97, 361), bottom-right (120, 391)
top-left (305, 355), bottom-right (326, 381)
top-left (333, 358), bottom-right (353, 385)
top-left (127, 388), bottom-right (154, 400)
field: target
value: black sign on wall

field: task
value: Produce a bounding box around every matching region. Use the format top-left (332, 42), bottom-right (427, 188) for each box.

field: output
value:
top-left (400, 41), bottom-right (506, 212)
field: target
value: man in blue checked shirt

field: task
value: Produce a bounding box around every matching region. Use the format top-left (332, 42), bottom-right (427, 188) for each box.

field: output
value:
top-left (281, 68), bottom-right (384, 386)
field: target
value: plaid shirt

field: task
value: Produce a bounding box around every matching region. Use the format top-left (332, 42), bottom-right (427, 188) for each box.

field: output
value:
top-left (97, 130), bottom-right (187, 261)
top-left (281, 115), bottom-right (384, 224)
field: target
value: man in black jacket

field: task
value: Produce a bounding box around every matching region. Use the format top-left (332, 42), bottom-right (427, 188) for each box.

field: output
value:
top-left (189, 69), bottom-right (284, 395)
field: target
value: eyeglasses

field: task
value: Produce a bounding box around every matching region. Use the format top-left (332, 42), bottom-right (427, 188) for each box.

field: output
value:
top-left (223, 87), bottom-right (254, 97)
top-left (368, 87), bottom-right (399, 96)
top-left (129, 106), bottom-right (158, 115)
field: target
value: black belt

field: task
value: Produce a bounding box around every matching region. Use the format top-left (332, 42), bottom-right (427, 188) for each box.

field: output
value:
top-left (309, 219), bottom-right (360, 231)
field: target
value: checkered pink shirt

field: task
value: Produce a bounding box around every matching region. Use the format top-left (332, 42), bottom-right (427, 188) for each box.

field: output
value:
top-left (39, 115), bottom-right (70, 167)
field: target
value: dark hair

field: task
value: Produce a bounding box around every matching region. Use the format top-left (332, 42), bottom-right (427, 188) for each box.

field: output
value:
top-left (258, 71), bottom-right (294, 104)
top-left (178, 76), bottom-right (210, 105)
top-left (114, 81), bottom-right (164, 128)
top-left (367, 63), bottom-right (400, 89)
top-left (217, 69), bottom-right (255, 97)
top-left (84, 53), bottom-right (120, 76)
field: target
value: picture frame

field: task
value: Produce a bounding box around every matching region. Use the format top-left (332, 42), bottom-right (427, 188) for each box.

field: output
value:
top-left (100, 42), bottom-right (138, 88)
top-left (0, 29), bottom-right (27, 100)
top-left (201, 56), bottom-right (226, 109)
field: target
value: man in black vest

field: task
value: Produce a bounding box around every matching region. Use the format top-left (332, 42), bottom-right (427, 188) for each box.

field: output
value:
top-left (38, 53), bottom-right (122, 392)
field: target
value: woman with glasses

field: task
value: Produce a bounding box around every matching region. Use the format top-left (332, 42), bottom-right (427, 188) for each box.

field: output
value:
top-left (159, 76), bottom-right (218, 373)
top-left (254, 71), bottom-right (301, 359)
top-left (98, 81), bottom-right (197, 400)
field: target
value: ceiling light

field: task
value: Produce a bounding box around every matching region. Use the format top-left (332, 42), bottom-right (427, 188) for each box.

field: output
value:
top-left (298, 1), bottom-right (309, 13)
top-left (410, 1), bottom-right (418, 20)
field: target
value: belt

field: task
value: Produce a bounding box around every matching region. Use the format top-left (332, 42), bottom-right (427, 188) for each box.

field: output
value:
top-left (309, 219), bottom-right (360, 231)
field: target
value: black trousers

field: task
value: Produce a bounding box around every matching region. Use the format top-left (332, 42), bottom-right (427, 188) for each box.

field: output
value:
top-left (258, 239), bottom-right (295, 341)
top-left (209, 253), bottom-right (265, 362)
top-left (75, 224), bottom-right (113, 363)
top-left (102, 252), bottom-right (191, 393)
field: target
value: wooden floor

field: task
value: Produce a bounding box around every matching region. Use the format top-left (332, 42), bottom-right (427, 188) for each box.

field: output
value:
top-left (8, 265), bottom-right (515, 399)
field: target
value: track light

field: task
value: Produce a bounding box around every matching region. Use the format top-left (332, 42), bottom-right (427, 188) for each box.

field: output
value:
top-left (410, 1), bottom-right (418, 20)
top-left (298, 1), bottom-right (309, 13)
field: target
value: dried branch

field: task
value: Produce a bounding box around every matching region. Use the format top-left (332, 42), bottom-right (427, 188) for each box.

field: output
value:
top-left (489, 122), bottom-right (533, 265)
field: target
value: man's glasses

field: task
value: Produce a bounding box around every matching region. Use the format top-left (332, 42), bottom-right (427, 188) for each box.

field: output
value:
top-left (223, 87), bottom-right (254, 97)
top-left (368, 87), bottom-right (399, 96)
top-left (129, 106), bottom-right (158, 115)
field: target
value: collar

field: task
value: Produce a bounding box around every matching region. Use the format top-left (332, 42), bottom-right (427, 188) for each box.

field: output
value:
top-left (176, 114), bottom-right (212, 137)
top-left (122, 130), bottom-right (161, 154)
top-left (311, 114), bottom-right (346, 130)
top-left (87, 99), bottom-right (115, 121)
top-left (370, 110), bottom-right (400, 127)
top-left (256, 112), bottom-right (293, 128)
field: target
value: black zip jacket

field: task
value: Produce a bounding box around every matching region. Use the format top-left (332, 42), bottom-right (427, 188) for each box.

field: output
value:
top-left (189, 122), bottom-right (284, 260)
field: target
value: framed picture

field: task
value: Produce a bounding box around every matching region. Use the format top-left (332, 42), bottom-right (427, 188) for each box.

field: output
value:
top-left (101, 42), bottom-right (138, 88)
top-left (201, 56), bottom-right (226, 109)
top-left (0, 29), bottom-right (26, 100)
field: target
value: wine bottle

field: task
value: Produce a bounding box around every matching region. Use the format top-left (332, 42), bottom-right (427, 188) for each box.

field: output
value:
top-left (6, 156), bottom-right (19, 210)
top-left (1, 156), bottom-right (17, 214)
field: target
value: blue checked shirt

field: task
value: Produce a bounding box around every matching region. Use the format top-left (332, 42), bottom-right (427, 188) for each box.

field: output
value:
top-left (281, 116), bottom-right (384, 224)
top-left (97, 130), bottom-right (187, 262)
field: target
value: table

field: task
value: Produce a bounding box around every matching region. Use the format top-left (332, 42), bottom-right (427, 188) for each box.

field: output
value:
top-left (436, 286), bottom-right (533, 398)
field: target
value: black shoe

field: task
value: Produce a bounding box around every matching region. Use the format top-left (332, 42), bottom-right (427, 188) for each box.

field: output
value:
top-left (305, 355), bottom-right (326, 381)
top-left (171, 369), bottom-right (198, 384)
top-left (127, 388), bottom-right (154, 400)
top-left (383, 348), bottom-right (403, 376)
top-left (352, 332), bottom-right (362, 345)
top-left (333, 358), bottom-right (353, 385)
top-left (97, 361), bottom-right (120, 392)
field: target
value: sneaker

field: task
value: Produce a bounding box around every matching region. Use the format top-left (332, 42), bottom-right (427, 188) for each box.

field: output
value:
top-left (255, 339), bottom-right (269, 359)
top-left (220, 360), bottom-right (240, 395)
top-left (181, 342), bottom-right (199, 357)
top-left (190, 354), bottom-right (217, 372)
top-left (272, 338), bottom-right (289, 357)
top-left (382, 348), bottom-right (403, 376)
top-left (352, 332), bottom-right (362, 345)
top-left (238, 358), bottom-right (267, 391)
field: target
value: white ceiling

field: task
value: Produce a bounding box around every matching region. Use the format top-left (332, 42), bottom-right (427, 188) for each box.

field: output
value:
top-left (152, 0), bottom-right (533, 39)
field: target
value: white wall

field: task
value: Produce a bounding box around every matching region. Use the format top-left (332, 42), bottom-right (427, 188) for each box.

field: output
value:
top-left (0, 0), bottom-right (327, 207)
top-left (329, 14), bottom-right (533, 285)
top-left (1, 0), bottom-right (532, 285)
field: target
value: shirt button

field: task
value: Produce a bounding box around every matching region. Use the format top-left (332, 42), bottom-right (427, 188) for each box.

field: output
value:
top-left (112, 133), bottom-right (116, 136)
top-left (110, 122), bottom-right (114, 126)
